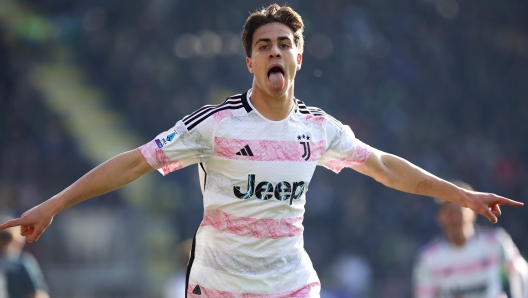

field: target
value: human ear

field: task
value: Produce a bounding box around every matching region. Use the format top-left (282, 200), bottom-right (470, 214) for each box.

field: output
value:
top-left (296, 54), bottom-right (303, 71)
top-left (246, 56), bottom-right (254, 74)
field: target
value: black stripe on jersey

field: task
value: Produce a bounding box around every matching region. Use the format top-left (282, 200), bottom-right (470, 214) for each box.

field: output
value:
top-left (295, 99), bottom-right (344, 130)
top-left (296, 99), bottom-right (311, 114)
top-left (183, 97), bottom-right (241, 123)
top-left (183, 92), bottom-right (250, 130)
top-left (185, 231), bottom-right (198, 298)
top-left (184, 102), bottom-right (243, 128)
top-left (183, 97), bottom-right (242, 125)
top-left (307, 107), bottom-right (343, 129)
top-left (186, 105), bottom-right (243, 130)
top-left (240, 91), bottom-right (252, 113)
top-left (199, 162), bottom-right (207, 191)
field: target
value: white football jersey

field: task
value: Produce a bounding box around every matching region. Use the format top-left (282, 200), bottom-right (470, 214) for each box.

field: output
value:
top-left (139, 90), bottom-right (371, 297)
top-left (413, 226), bottom-right (528, 298)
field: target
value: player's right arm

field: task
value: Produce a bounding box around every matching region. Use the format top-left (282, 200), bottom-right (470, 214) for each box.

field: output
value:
top-left (0, 148), bottom-right (154, 243)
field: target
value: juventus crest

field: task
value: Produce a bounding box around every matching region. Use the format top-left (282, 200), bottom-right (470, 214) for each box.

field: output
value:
top-left (297, 134), bottom-right (311, 161)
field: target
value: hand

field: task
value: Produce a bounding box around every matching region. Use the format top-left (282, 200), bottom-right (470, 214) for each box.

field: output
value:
top-left (0, 202), bottom-right (54, 243)
top-left (464, 192), bottom-right (523, 223)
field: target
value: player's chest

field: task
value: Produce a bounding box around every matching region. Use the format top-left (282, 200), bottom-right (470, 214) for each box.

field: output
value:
top-left (213, 119), bottom-right (326, 163)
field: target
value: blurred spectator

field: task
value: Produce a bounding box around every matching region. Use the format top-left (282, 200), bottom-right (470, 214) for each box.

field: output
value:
top-left (0, 216), bottom-right (49, 298)
top-left (412, 182), bottom-right (528, 298)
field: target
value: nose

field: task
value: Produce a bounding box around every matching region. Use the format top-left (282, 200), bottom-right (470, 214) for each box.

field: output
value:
top-left (269, 44), bottom-right (281, 59)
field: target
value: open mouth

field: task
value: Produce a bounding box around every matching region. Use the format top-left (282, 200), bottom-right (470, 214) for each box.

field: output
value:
top-left (268, 66), bottom-right (284, 77)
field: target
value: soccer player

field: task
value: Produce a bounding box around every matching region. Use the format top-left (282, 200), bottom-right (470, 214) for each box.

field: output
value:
top-left (0, 4), bottom-right (523, 297)
top-left (412, 181), bottom-right (528, 298)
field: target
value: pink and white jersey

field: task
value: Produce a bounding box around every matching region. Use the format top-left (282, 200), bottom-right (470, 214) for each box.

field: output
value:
top-left (139, 90), bottom-right (371, 297)
top-left (413, 227), bottom-right (528, 298)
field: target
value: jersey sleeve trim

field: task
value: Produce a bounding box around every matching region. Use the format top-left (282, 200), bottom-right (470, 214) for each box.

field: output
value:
top-left (324, 139), bottom-right (372, 173)
top-left (139, 140), bottom-right (183, 176)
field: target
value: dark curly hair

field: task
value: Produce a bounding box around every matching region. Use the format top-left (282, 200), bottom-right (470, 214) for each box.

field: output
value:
top-left (241, 4), bottom-right (305, 58)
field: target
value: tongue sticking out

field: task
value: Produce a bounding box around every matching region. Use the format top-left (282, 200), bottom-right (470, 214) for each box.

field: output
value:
top-left (268, 71), bottom-right (285, 91)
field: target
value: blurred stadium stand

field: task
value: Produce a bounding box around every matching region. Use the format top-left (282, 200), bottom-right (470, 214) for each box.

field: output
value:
top-left (0, 0), bottom-right (527, 297)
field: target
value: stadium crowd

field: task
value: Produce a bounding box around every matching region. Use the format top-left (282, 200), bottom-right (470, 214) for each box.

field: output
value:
top-left (1, 0), bottom-right (527, 297)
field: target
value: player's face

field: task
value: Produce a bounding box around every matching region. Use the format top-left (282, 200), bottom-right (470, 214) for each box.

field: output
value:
top-left (246, 22), bottom-right (302, 97)
top-left (437, 201), bottom-right (476, 230)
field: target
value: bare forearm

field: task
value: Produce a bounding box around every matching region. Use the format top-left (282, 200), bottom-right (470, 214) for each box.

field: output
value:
top-left (383, 154), bottom-right (464, 204)
top-left (0, 148), bottom-right (154, 242)
top-left (356, 149), bottom-right (466, 205)
top-left (46, 148), bottom-right (153, 215)
top-left (354, 148), bottom-right (522, 223)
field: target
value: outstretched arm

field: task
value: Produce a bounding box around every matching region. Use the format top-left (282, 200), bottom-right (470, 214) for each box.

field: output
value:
top-left (0, 148), bottom-right (154, 242)
top-left (352, 148), bottom-right (523, 223)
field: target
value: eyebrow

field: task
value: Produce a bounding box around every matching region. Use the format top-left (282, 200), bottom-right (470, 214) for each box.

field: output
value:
top-left (254, 36), bottom-right (292, 45)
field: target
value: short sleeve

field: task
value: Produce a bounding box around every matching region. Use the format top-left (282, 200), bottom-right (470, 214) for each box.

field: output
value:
top-left (317, 124), bottom-right (371, 173)
top-left (139, 119), bottom-right (214, 176)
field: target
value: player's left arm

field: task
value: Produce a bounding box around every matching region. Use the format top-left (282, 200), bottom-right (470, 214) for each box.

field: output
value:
top-left (352, 147), bottom-right (523, 223)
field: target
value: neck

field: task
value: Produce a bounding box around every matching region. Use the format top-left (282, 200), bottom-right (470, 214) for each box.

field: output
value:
top-left (446, 224), bottom-right (475, 247)
top-left (249, 83), bottom-right (295, 121)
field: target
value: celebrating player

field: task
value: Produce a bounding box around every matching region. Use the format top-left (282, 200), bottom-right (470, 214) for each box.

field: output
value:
top-left (413, 181), bottom-right (528, 298)
top-left (0, 4), bottom-right (523, 297)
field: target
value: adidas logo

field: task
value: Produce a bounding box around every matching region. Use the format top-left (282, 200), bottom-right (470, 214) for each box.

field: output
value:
top-left (192, 285), bottom-right (201, 295)
top-left (235, 144), bottom-right (254, 156)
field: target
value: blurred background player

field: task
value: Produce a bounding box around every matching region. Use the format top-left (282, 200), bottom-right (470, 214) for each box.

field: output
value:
top-left (412, 181), bottom-right (528, 298)
top-left (0, 216), bottom-right (49, 298)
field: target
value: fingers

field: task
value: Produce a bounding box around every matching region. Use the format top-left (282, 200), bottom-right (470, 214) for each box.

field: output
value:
top-left (0, 218), bottom-right (24, 230)
top-left (490, 204), bottom-right (501, 217)
top-left (20, 223), bottom-right (46, 243)
top-left (21, 226), bottom-right (35, 236)
top-left (496, 196), bottom-right (524, 207)
top-left (483, 208), bottom-right (498, 224)
top-left (20, 225), bottom-right (44, 243)
top-left (27, 226), bottom-right (44, 243)
top-left (476, 195), bottom-right (523, 223)
top-left (483, 197), bottom-right (519, 223)
top-left (0, 218), bottom-right (41, 242)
